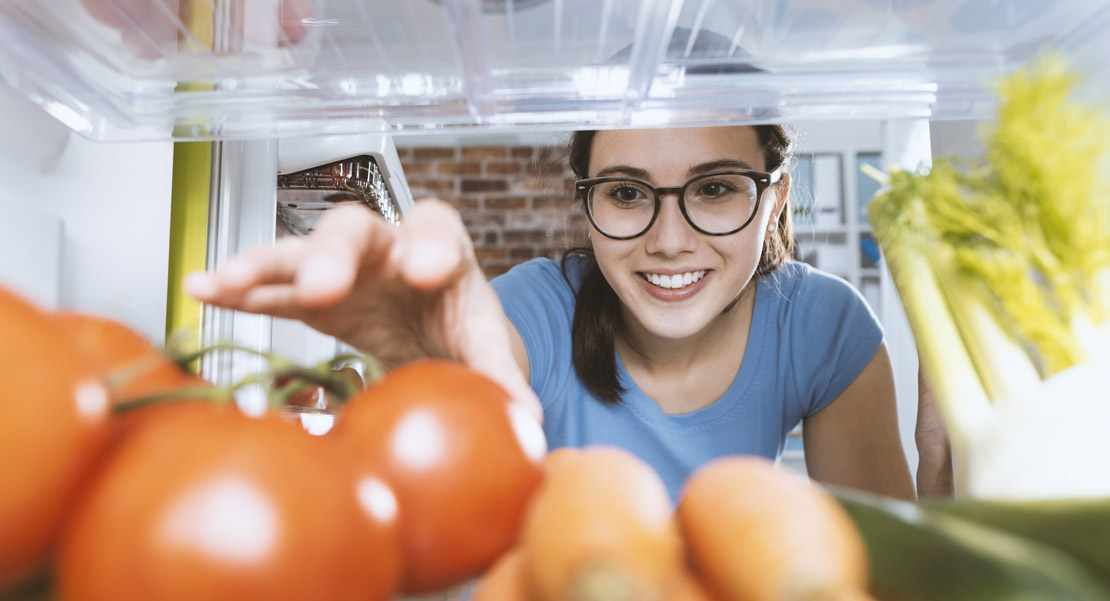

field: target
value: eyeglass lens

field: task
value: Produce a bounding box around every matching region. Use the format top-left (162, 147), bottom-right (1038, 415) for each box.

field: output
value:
top-left (586, 173), bottom-right (760, 237)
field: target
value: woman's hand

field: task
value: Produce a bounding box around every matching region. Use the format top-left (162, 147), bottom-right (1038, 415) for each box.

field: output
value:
top-left (184, 200), bottom-right (541, 421)
top-left (915, 366), bottom-right (954, 498)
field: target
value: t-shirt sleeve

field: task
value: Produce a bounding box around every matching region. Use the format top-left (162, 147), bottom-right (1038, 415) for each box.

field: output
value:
top-left (786, 267), bottom-right (885, 417)
top-left (489, 258), bottom-right (577, 409)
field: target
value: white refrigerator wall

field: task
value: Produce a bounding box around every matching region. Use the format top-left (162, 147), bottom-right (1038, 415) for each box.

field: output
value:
top-left (0, 83), bottom-right (174, 343)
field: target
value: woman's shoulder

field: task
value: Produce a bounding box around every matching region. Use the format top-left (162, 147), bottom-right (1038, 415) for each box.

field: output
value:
top-left (761, 260), bottom-right (857, 299)
top-left (490, 255), bottom-right (584, 401)
top-left (491, 253), bottom-right (589, 292)
top-left (489, 255), bottom-right (590, 319)
top-left (762, 260), bottom-right (877, 322)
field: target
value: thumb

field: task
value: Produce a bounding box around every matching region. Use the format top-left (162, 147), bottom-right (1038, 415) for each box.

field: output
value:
top-left (393, 199), bottom-right (472, 290)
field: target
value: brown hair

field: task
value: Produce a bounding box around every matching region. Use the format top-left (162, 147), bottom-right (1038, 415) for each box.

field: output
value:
top-left (562, 126), bottom-right (796, 404)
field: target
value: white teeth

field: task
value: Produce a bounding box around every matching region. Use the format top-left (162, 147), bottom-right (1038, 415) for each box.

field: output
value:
top-left (642, 270), bottom-right (706, 290)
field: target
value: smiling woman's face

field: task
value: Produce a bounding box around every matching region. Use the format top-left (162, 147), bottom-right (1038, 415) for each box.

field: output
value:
top-left (587, 126), bottom-right (786, 341)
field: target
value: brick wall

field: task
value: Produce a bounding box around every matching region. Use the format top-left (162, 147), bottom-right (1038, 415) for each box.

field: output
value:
top-left (397, 145), bottom-right (589, 278)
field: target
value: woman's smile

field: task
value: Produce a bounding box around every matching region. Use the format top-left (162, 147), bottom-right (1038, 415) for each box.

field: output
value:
top-left (636, 268), bottom-right (713, 301)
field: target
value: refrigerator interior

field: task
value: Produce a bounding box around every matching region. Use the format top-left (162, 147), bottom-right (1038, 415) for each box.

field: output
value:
top-left (0, 0), bottom-right (1108, 498)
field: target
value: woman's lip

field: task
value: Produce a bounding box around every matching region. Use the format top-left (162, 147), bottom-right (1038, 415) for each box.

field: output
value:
top-left (636, 270), bottom-right (712, 301)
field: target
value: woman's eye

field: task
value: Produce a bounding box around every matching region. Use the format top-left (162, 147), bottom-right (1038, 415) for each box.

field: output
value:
top-left (613, 186), bottom-right (642, 202)
top-left (699, 182), bottom-right (732, 196)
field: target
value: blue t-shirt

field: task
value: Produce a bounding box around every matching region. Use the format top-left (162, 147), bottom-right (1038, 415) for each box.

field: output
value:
top-left (491, 255), bottom-right (883, 501)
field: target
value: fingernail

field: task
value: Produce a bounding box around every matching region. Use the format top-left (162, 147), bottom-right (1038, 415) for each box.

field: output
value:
top-left (299, 253), bottom-right (348, 291)
top-left (184, 272), bottom-right (216, 299)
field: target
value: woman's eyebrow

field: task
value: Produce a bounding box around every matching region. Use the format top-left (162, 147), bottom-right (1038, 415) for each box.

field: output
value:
top-left (688, 159), bottom-right (757, 175)
top-left (594, 165), bottom-right (652, 179)
top-left (594, 159), bottom-right (758, 180)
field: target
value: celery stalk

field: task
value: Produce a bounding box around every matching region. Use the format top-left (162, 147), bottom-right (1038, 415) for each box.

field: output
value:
top-left (867, 56), bottom-right (1110, 500)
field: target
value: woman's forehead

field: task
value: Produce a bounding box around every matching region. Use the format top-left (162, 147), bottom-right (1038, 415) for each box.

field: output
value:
top-left (589, 126), bottom-right (764, 176)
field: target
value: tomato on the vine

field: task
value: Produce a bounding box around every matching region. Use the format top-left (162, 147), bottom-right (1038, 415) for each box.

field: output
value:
top-left (331, 359), bottom-right (547, 594)
top-left (53, 312), bottom-right (218, 442)
top-left (53, 312), bottom-right (189, 400)
top-left (0, 289), bottom-right (109, 590)
top-left (58, 408), bottom-right (402, 601)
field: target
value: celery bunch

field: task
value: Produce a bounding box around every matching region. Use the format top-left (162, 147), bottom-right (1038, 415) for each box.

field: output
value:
top-left (867, 56), bottom-right (1110, 499)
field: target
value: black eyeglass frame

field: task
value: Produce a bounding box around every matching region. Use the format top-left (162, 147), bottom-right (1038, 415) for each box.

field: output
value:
top-left (575, 167), bottom-right (784, 240)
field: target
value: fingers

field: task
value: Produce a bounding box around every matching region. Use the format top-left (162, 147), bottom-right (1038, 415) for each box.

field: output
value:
top-left (394, 201), bottom-right (538, 417)
top-left (185, 204), bottom-right (399, 311)
top-left (451, 279), bottom-right (545, 424)
top-left (464, 320), bottom-right (541, 421)
top-left (392, 199), bottom-right (474, 290)
top-left (186, 236), bottom-right (305, 298)
top-left (184, 237), bottom-right (306, 314)
top-left (293, 204), bottom-right (398, 307)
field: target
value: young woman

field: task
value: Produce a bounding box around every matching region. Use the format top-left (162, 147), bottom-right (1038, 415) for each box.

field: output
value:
top-left (186, 124), bottom-right (952, 501)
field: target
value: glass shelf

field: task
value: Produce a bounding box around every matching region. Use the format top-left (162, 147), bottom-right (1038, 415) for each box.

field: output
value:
top-left (1, 0), bottom-right (1107, 141)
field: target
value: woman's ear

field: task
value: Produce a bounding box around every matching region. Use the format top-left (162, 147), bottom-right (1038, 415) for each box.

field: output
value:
top-left (772, 172), bottom-right (791, 223)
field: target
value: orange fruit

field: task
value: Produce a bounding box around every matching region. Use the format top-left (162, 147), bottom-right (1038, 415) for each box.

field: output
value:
top-left (472, 548), bottom-right (534, 601)
top-left (522, 445), bottom-right (684, 601)
top-left (678, 456), bottom-right (867, 601)
top-left (668, 569), bottom-right (722, 601)
top-left (542, 446), bottom-right (581, 472)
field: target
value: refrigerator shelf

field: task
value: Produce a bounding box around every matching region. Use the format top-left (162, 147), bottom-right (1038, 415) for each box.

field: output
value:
top-left (1, 0), bottom-right (1108, 141)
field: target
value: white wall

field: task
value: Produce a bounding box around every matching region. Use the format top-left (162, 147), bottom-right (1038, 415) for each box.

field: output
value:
top-left (0, 83), bottom-right (175, 343)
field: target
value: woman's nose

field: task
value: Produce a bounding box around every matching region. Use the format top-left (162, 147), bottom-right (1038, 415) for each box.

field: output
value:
top-left (642, 193), bottom-right (697, 257)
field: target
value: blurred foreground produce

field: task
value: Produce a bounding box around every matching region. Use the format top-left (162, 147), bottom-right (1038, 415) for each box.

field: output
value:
top-left (9, 289), bottom-right (1109, 601)
top-left (53, 312), bottom-right (201, 406)
top-left (835, 490), bottom-right (1110, 601)
top-left (922, 496), bottom-right (1110, 588)
top-left (0, 284), bottom-right (548, 601)
top-left (332, 359), bottom-right (547, 594)
top-left (866, 56), bottom-right (1110, 499)
top-left (471, 548), bottom-right (531, 601)
top-left (680, 457), bottom-right (868, 601)
top-left (52, 312), bottom-right (221, 444)
top-left (0, 289), bottom-right (110, 591)
top-left (471, 449), bottom-right (867, 601)
top-left (520, 446), bottom-right (684, 601)
top-left (57, 407), bottom-right (402, 601)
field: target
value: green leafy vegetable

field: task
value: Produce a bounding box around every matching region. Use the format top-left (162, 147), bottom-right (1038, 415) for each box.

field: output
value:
top-left (866, 55), bottom-right (1110, 499)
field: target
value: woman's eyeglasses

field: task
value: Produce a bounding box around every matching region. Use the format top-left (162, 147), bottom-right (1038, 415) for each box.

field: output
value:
top-left (575, 167), bottom-right (782, 240)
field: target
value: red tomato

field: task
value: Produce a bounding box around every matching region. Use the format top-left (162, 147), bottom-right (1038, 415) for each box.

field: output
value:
top-left (53, 312), bottom-right (198, 402)
top-left (331, 359), bottom-right (548, 594)
top-left (0, 289), bottom-right (109, 590)
top-left (57, 408), bottom-right (402, 601)
top-left (53, 312), bottom-right (219, 443)
top-left (274, 376), bottom-right (327, 409)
